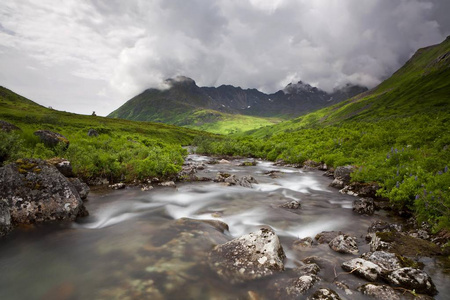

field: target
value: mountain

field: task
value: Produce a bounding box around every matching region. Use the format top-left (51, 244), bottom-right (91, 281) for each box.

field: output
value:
top-left (107, 76), bottom-right (367, 130)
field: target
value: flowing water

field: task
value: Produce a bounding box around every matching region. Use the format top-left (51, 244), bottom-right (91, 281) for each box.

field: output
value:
top-left (0, 154), bottom-right (448, 299)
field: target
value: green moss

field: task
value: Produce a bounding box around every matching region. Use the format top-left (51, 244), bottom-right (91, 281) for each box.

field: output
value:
top-left (376, 232), bottom-right (442, 257)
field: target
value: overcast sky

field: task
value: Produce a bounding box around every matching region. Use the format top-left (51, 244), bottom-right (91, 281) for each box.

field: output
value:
top-left (1, 0), bottom-right (449, 116)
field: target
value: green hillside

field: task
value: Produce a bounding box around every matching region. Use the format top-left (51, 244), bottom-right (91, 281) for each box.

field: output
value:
top-left (0, 86), bottom-right (214, 181)
top-left (195, 37), bottom-right (450, 231)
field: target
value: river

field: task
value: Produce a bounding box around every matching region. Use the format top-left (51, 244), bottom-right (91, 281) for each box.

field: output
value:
top-left (0, 154), bottom-right (448, 299)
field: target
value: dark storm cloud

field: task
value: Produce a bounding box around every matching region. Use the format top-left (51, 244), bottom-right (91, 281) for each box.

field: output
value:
top-left (0, 0), bottom-right (449, 115)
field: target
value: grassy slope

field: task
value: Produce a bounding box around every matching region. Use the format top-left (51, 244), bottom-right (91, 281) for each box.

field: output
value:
top-left (0, 86), bottom-right (215, 181)
top-left (195, 37), bottom-right (450, 231)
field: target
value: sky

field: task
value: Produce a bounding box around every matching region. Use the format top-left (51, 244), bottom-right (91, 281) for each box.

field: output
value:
top-left (1, 0), bottom-right (449, 116)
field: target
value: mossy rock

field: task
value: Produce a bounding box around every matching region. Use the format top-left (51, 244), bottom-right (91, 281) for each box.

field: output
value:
top-left (376, 231), bottom-right (441, 257)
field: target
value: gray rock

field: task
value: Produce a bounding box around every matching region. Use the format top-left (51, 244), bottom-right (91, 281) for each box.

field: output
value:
top-left (219, 159), bottom-right (230, 164)
top-left (0, 159), bottom-right (86, 227)
top-left (309, 288), bottom-right (341, 300)
top-left (353, 198), bottom-right (374, 215)
top-left (315, 231), bottom-right (342, 244)
top-left (357, 284), bottom-right (400, 300)
top-left (387, 267), bottom-right (437, 296)
top-left (33, 130), bottom-right (69, 148)
top-left (46, 158), bottom-right (74, 177)
top-left (334, 165), bottom-right (355, 184)
top-left (281, 200), bottom-right (301, 209)
top-left (67, 178), bottom-right (90, 200)
top-left (237, 175), bottom-right (258, 188)
top-left (159, 181), bottom-right (176, 187)
top-left (360, 251), bottom-right (402, 273)
top-left (334, 281), bottom-right (353, 295)
top-left (141, 185), bottom-right (153, 191)
top-left (329, 234), bottom-right (359, 254)
top-left (293, 237), bottom-right (313, 250)
top-left (367, 220), bottom-right (403, 234)
top-left (293, 263), bottom-right (320, 276)
top-left (209, 227), bottom-right (285, 283)
top-left (341, 258), bottom-right (382, 281)
top-left (0, 120), bottom-right (21, 132)
top-left (274, 274), bottom-right (320, 298)
top-left (0, 200), bottom-right (12, 237)
top-left (329, 178), bottom-right (345, 189)
top-left (109, 182), bottom-right (126, 190)
top-left (87, 129), bottom-right (98, 137)
top-left (88, 177), bottom-right (109, 186)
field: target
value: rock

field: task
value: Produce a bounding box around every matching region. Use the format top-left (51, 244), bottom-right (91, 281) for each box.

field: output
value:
top-left (109, 183), bottom-right (126, 190)
top-left (219, 159), bottom-right (230, 164)
top-left (357, 284), bottom-right (400, 300)
top-left (303, 160), bottom-right (321, 170)
top-left (360, 251), bottom-right (402, 273)
top-left (87, 129), bottom-right (98, 137)
top-left (0, 159), bottom-right (86, 227)
top-left (208, 227), bottom-right (285, 283)
top-left (159, 181), bottom-right (176, 188)
top-left (341, 258), bottom-right (382, 281)
top-left (274, 274), bottom-right (320, 297)
top-left (0, 120), bottom-right (21, 132)
top-left (345, 182), bottom-right (380, 198)
top-left (315, 231), bottom-right (343, 244)
top-left (370, 231), bottom-right (441, 257)
top-left (353, 198), bottom-right (374, 215)
top-left (329, 178), bottom-right (345, 189)
top-left (334, 281), bottom-right (353, 295)
top-left (387, 268), bottom-right (437, 296)
top-left (237, 175), bottom-right (258, 188)
top-left (292, 237), bottom-right (313, 250)
top-left (67, 178), bottom-right (90, 200)
top-left (323, 168), bottom-right (335, 178)
top-left (46, 158), bottom-right (74, 177)
top-left (329, 235), bottom-right (359, 254)
top-left (318, 163), bottom-right (328, 171)
top-left (309, 288), bottom-right (341, 300)
top-left (239, 161), bottom-right (257, 166)
top-left (333, 165), bottom-right (355, 184)
top-left (293, 263), bottom-right (320, 276)
top-left (367, 220), bottom-right (403, 234)
top-left (215, 172), bottom-right (231, 182)
top-left (88, 177), bottom-right (109, 186)
top-left (33, 130), bottom-right (69, 148)
top-left (302, 256), bottom-right (335, 270)
top-left (280, 200), bottom-right (301, 209)
top-left (0, 200), bottom-right (12, 236)
top-left (224, 174), bottom-right (237, 185)
top-left (141, 185), bottom-right (154, 191)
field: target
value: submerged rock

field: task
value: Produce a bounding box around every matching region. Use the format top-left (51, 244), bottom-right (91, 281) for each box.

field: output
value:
top-left (309, 288), bottom-right (342, 300)
top-left (329, 235), bottom-right (359, 254)
top-left (0, 159), bottom-right (86, 227)
top-left (292, 237), bottom-right (313, 251)
top-left (387, 267), bottom-right (437, 296)
top-left (357, 283), bottom-right (400, 300)
top-left (353, 198), bottom-right (374, 215)
top-left (273, 274), bottom-right (320, 298)
top-left (342, 258), bottom-right (382, 281)
top-left (34, 130), bottom-right (69, 148)
top-left (315, 231), bottom-right (343, 244)
top-left (208, 227), bottom-right (285, 283)
top-left (293, 263), bottom-right (321, 276)
top-left (280, 200), bottom-right (301, 209)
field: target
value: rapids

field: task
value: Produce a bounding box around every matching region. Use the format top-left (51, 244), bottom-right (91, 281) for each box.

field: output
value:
top-left (0, 154), bottom-right (448, 299)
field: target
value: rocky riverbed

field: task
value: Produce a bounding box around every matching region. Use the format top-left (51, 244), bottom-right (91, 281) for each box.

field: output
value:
top-left (0, 154), bottom-right (448, 299)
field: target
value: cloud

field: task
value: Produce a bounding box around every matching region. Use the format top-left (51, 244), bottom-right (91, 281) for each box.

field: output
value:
top-left (0, 0), bottom-right (449, 115)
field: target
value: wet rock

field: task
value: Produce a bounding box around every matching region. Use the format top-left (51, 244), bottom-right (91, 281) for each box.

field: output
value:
top-left (87, 129), bottom-right (98, 137)
top-left (265, 170), bottom-right (281, 178)
top-left (273, 274), bottom-right (320, 298)
top-left (302, 256), bottom-right (335, 270)
top-left (408, 229), bottom-right (430, 240)
top-left (219, 159), bottom-right (230, 164)
top-left (224, 174), bottom-right (237, 185)
top-left (334, 281), bottom-right (353, 295)
top-left (0, 200), bottom-right (12, 237)
top-left (387, 267), bottom-right (437, 296)
top-left (46, 158), bottom-right (74, 177)
top-left (360, 251), bottom-right (401, 273)
top-left (293, 263), bottom-right (320, 276)
top-left (237, 175), bottom-right (258, 188)
top-left (109, 182), bottom-right (126, 190)
top-left (309, 288), bottom-right (341, 300)
top-left (292, 237), bottom-right (313, 250)
top-left (215, 172), bottom-right (231, 182)
top-left (280, 200), bottom-right (301, 209)
top-left (333, 165), bottom-right (356, 184)
top-left (323, 168), bottom-right (335, 178)
top-left (0, 159), bottom-right (86, 226)
top-left (353, 198), bottom-right (374, 215)
top-left (370, 231), bottom-right (441, 257)
top-left (141, 184), bottom-right (154, 191)
top-left (329, 178), bottom-right (345, 189)
top-left (208, 227), bottom-right (285, 283)
top-left (341, 258), bottom-right (382, 281)
top-left (67, 178), bottom-right (90, 200)
top-left (239, 161), bottom-right (257, 166)
top-left (315, 231), bottom-right (343, 244)
top-left (367, 220), bottom-right (402, 239)
top-left (159, 181), bottom-right (176, 188)
top-left (357, 283), bottom-right (400, 300)
top-left (303, 160), bottom-right (321, 170)
top-left (347, 182), bottom-right (379, 198)
top-left (87, 177), bottom-right (109, 186)
top-left (0, 120), bottom-right (21, 132)
top-left (318, 163), bottom-right (328, 171)
top-left (329, 235), bottom-right (359, 254)
top-left (34, 130), bottom-right (69, 148)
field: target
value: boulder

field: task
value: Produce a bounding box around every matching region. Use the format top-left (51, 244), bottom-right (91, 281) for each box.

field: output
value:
top-left (280, 200), bottom-right (301, 209)
top-left (46, 158), bottom-right (74, 177)
top-left (387, 268), bottom-right (437, 296)
top-left (341, 258), bottom-right (382, 281)
top-left (0, 200), bottom-right (12, 236)
top-left (67, 178), bottom-right (90, 200)
top-left (309, 288), bottom-right (341, 300)
top-left (360, 251), bottom-right (402, 273)
top-left (273, 274), bottom-right (320, 298)
top-left (34, 130), bottom-right (69, 148)
top-left (315, 231), bottom-right (343, 244)
top-left (0, 120), bottom-right (21, 132)
top-left (329, 234), bottom-right (359, 254)
top-left (208, 227), bottom-right (285, 283)
top-left (353, 198), bottom-right (374, 215)
top-left (0, 159), bottom-right (86, 227)
top-left (357, 284), bottom-right (400, 300)
top-left (333, 165), bottom-right (355, 184)
top-left (329, 178), bottom-right (345, 189)
top-left (87, 129), bottom-right (98, 137)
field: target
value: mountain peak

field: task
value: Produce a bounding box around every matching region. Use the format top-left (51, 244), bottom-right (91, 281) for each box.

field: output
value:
top-left (283, 81), bottom-right (319, 94)
top-left (164, 76), bottom-right (197, 88)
